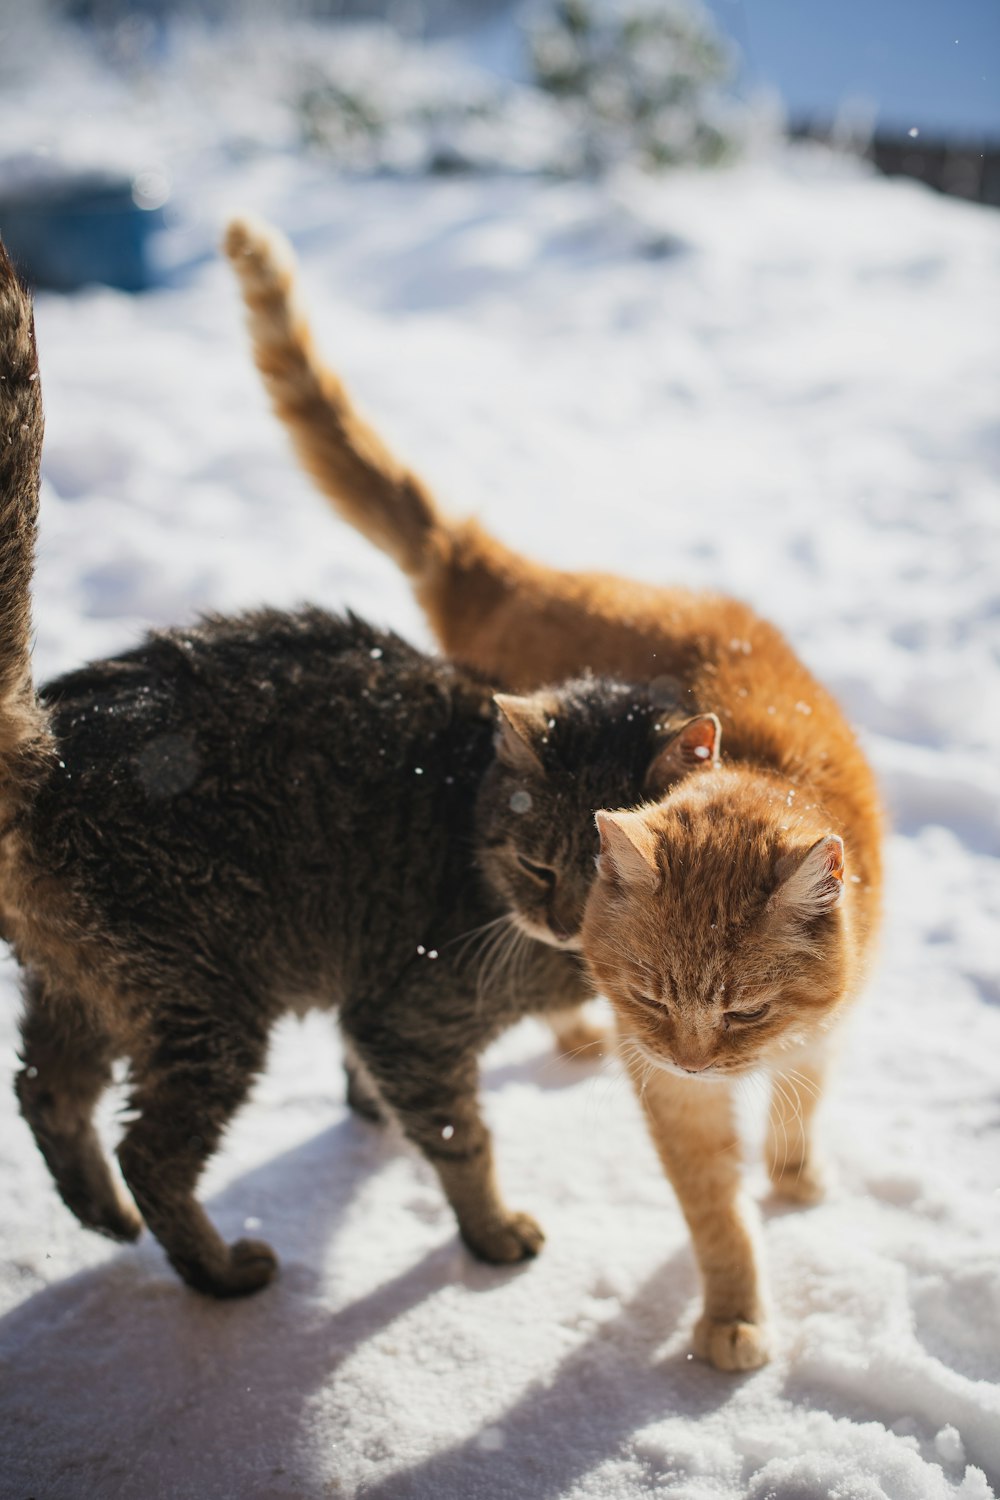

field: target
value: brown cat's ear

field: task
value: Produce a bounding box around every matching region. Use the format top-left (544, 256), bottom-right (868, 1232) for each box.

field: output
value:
top-left (644, 713), bottom-right (721, 797)
top-left (493, 694), bottom-right (551, 774)
top-left (771, 835), bottom-right (845, 918)
top-left (595, 810), bottom-right (660, 890)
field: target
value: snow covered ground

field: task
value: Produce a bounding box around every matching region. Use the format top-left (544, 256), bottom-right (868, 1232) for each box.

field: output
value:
top-left (1, 16), bottom-right (999, 1500)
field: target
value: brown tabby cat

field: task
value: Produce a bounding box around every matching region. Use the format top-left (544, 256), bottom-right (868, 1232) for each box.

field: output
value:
top-left (225, 216), bottom-right (884, 1370)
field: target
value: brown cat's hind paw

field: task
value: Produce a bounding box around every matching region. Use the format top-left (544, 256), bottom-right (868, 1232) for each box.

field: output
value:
top-left (94, 1199), bottom-right (144, 1243)
top-left (693, 1315), bottom-right (770, 1372)
top-left (461, 1210), bottom-right (545, 1264)
top-left (58, 1177), bottom-right (143, 1243)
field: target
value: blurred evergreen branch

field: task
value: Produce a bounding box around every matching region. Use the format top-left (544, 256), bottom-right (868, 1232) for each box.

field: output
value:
top-left (529, 0), bottom-right (739, 171)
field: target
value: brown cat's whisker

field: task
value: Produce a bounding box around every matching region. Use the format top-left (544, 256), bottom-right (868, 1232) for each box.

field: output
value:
top-left (448, 912), bottom-right (514, 963)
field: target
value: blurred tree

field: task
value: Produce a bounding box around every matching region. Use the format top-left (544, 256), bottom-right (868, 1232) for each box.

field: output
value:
top-left (530, 0), bottom-right (738, 171)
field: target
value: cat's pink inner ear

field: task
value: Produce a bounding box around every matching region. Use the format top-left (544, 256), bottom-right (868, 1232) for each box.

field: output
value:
top-left (773, 834), bottom-right (845, 917)
top-left (595, 810), bottom-right (660, 889)
top-left (493, 694), bottom-right (551, 773)
top-left (644, 713), bottom-right (721, 796)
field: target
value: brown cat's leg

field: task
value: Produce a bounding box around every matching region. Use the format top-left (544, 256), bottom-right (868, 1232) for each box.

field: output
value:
top-left (16, 984), bottom-right (141, 1242)
top-left (118, 1022), bottom-right (275, 1298)
top-left (767, 1048), bottom-right (830, 1205)
top-left (349, 1035), bottom-right (543, 1263)
top-left (634, 1063), bottom-right (769, 1371)
top-left (421, 1096), bottom-right (544, 1263)
top-left (341, 1037), bottom-right (385, 1123)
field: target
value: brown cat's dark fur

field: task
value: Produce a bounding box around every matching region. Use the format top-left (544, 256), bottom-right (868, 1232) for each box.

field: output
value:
top-left (1, 237), bottom-right (723, 1297)
top-left (226, 216), bottom-right (885, 1369)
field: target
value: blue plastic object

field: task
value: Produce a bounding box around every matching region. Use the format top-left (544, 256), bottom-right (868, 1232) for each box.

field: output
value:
top-left (0, 171), bottom-right (163, 293)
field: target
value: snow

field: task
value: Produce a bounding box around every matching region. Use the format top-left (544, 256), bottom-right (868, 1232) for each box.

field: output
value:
top-left (1, 17), bottom-right (999, 1500)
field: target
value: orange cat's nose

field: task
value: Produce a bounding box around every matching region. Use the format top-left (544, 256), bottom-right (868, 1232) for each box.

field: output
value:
top-left (671, 1045), bottom-right (713, 1074)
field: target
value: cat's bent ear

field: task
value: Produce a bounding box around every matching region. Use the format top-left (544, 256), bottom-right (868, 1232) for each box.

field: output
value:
top-left (493, 694), bottom-right (551, 774)
top-left (771, 835), bottom-right (845, 918)
top-left (644, 713), bottom-right (721, 797)
top-left (595, 810), bottom-right (660, 890)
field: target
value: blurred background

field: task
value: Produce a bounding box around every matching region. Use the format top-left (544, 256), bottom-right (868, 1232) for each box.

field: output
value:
top-left (1, 0), bottom-right (997, 291)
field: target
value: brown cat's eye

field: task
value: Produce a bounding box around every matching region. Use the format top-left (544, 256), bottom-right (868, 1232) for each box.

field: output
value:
top-left (516, 854), bottom-right (556, 887)
top-left (724, 1004), bottom-right (770, 1027)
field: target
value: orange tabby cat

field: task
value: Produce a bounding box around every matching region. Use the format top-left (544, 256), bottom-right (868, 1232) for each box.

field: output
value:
top-left (224, 217), bottom-right (883, 1370)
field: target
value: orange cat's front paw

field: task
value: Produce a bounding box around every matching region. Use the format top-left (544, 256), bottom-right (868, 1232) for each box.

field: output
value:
top-left (769, 1158), bottom-right (829, 1205)
top-left (693, 1315), bottom-right (770, 1372)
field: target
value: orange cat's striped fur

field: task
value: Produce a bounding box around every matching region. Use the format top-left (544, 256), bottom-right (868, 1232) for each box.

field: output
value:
top-left (225, 217), bottom-right (884, 1371)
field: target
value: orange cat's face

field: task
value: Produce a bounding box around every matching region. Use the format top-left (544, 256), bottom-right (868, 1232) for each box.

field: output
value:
top-left (581, 766), bottom-right (852, 1080)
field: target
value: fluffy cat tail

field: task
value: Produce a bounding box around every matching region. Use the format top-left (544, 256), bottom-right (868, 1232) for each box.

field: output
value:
top-left (0, 238), bottom-right (47, 763)
top-left (223, 215), bottom-right (445, 579)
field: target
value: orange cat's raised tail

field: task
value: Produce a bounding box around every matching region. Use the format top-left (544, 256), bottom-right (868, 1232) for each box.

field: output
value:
top-left (224, 216), bottom-right (660, 690)
top-left (224, 217), bottom-right (446, 581)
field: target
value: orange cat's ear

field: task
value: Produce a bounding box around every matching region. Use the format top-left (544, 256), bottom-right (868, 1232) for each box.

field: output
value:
top-left (595, 810), bottom-right (660, 889)
top-left (493, 694), bottom-right (550, 774)
top-left (772, 835), bottom-right (845, 918)
top-left (644, 713), bottom-right (721, 797)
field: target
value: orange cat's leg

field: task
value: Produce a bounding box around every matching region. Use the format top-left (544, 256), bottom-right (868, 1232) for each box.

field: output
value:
top-left (767, 1047), bottom-right (831, 1205)
top-left (632, 1063), bottom-right (769, 1371)
top-left (546, 1006), bottom-right (613, 1060)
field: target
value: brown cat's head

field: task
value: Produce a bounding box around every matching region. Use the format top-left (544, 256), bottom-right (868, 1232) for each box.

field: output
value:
top-left (581, 722), bottom-right (853, 1077)
top-left (475, 681), bottom-right (717, 951)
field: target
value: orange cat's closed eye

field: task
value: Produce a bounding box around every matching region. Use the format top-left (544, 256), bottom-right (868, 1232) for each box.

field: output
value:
top-left (724, 1004), bottom-right (770, 1025)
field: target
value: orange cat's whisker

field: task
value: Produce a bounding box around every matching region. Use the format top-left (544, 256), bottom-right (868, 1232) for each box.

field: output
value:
top-left (580, 1050), bottom-right (635, 1133)
top-left (769, 1076), bottom-right (793, 1179)
top-left (783, 1067), bottom-right (821, 1103)
top-left (556, 1036), bottom-right (608, 1064)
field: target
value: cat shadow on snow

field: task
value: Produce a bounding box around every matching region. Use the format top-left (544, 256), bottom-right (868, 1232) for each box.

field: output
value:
top-left (1, 1077), bottom-right (749, 1500)
top-left (2, 1110), bottom-right (506, 1494)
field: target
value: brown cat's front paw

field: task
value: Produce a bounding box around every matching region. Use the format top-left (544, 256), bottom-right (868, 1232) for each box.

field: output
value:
top-left (179, 1237), bottom-right (279, 1299)
top-left (693, 1315), bottom-right (770, 1372)
top-left (224, 1237), bottom-right (279, 1294)
top-left (461, 1210), bottom-right (545, 1264)
top-left (769, 1158), bottom-right (829, 1205)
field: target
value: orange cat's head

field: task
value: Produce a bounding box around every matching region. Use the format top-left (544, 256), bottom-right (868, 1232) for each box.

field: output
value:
top-left (581, 727), bottom-right (854, 1078)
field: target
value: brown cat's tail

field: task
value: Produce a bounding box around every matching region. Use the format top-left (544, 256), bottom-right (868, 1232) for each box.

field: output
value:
top-left (223, 215), bottom-right (447, 580)
top-left (0, 238), bottom-right (48, 765)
